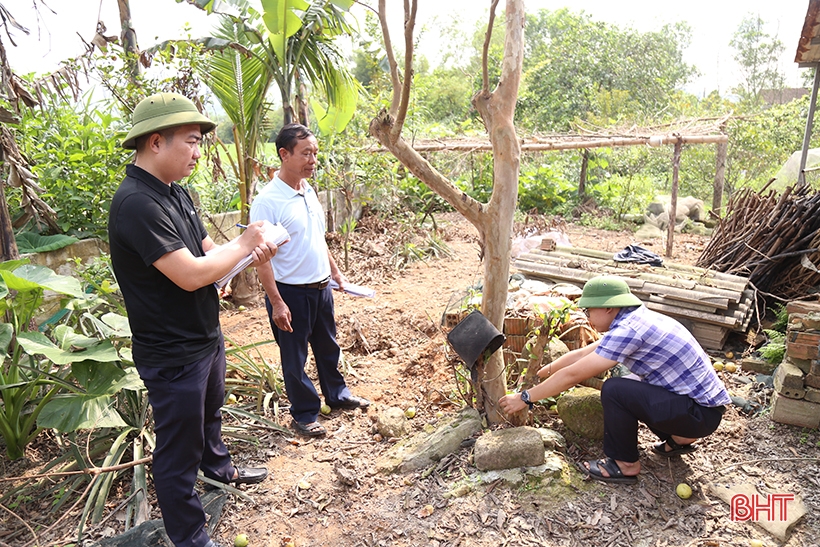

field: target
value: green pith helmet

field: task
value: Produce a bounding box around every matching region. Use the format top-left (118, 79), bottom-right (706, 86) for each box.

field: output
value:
top-left (577, 276), bottom-right (642, 309)
top-left (122, 93), bottom-right (216, 149)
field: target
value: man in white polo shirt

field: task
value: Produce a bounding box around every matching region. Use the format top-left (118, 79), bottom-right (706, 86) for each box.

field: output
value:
top-left (250, 123), bottom-right (369, 437)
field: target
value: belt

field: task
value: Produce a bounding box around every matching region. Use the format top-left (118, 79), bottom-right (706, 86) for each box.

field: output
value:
top-left (301, 277), bottom-right (330, 290)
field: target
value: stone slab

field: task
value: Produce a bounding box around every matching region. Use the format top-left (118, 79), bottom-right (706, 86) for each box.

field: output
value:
top-left (770, 392), bottom-right (820, 429)
top-left (376, 407), bottom-right (482, 473)
top-left (807, 373), bottom-right (820, 390)
top-left (740, 357), bottom-right (776, 375)
top-left (474, 426), bottom-right (545, 471)
top-left (706, 482), bottom-right (806, 542)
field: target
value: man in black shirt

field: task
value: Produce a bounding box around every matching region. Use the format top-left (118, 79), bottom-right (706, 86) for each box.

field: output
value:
top-left (109, 93), bottom-right (275, 547)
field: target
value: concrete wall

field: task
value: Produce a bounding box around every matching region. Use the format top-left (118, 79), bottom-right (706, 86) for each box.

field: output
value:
top-left (22, 238), bottom-right (110, 277)
top-left (18, 185), bottom-right (361, 278)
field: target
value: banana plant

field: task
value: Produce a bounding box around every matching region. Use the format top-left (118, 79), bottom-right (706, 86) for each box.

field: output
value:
top-left (0, 258), bottom-right (153, 540)
top-left (0, 260), bottom-right (85, 459)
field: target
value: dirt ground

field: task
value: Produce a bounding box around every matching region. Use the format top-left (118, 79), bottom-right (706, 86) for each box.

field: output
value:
top-left (3, 213), bottom-right (819, 547)
top-left (210, 213), bottom-right (820, 547)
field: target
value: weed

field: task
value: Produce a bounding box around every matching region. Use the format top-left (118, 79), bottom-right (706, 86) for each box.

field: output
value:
top-left (758, 330), bottom-right (785, 364)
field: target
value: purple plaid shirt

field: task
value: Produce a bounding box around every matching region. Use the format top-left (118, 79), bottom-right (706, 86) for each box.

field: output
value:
top-left (595, 305), bottom-right (731, 407)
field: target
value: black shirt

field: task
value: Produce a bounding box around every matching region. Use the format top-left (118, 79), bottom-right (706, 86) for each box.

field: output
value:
top-left (108, 164), bottom-right (220, 367)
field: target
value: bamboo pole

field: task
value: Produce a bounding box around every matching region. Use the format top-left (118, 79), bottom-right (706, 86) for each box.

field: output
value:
top-left (373, 134), bottom-right (729, 153)
top-left (666, 138), bottom-right (683, 258)
top-left (713, 123), bottom-right (728, 215)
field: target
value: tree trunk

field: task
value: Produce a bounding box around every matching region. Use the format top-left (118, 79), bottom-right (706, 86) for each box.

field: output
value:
top-left (579, 149), bottom-right (588, 198)
top-left (0, 178), bottom-right (19, 262)
top-left (229, 268), bottom-right (259, 306)
top-left (370, 0), bottom-right (524, 425)
top-left (296, 75), bottom-right (310, 127)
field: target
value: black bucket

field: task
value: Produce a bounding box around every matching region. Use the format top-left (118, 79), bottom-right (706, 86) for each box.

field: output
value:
top-left (446, 310), bottom-right (506, 369)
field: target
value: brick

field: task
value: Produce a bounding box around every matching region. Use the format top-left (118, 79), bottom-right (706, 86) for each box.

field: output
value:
top-left (787, 331), bottom-right (820, 345)
top-left (770, 392), bottom-right (820, 429)
top-left (773, 361), bottom-right (805, 398)
top-left (740, 357), bottom-right (776, 375)
top-left (807, 373), bottom-right (820, 390)
top-left (786, 340), bottom-right (819, 361)
top-left (806, 387), bottom-right (820, 404)
top-left (786, 300), bottom-right (820, 315)
top-left (811, 360), bottom-right (820, 376)
top-left (786, 355), bottom-right (812, 374)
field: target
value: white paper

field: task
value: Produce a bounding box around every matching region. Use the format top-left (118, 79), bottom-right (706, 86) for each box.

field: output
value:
top-left (329, 279), bottom-right (376, 298)
top-left (213, 220), bottom-right (290, 290)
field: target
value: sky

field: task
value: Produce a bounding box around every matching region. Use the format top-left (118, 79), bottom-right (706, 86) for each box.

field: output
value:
top-left (3, 0), bottom-right (812, 97)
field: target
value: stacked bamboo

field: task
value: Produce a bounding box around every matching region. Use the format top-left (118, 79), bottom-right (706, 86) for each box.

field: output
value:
top-left (514, 245), bottom-right (755, 350)
top-left (697, 183), bottom-right (820, 302)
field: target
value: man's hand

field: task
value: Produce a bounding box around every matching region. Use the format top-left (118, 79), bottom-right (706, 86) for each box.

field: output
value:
top-left (240, 221), bottom-right (277, 266)
top-left (250, 243), bottom-right (276, 266)
top-left (238, 220), bottom-right (267, 250)
top-left (498, 393), bottom-right (528, 414)
top-left (331, 271), bottom-right (348, 291)
top-left (270, 298), bottom-right (293, 332)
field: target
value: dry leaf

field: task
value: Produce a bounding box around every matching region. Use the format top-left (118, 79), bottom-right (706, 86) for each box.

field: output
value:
top-left (417, 504), bottom-right (434, 518)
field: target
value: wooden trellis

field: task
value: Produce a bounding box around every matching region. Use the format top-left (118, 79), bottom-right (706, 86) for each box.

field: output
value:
top-left (372, 123), bottom-right (730, 257)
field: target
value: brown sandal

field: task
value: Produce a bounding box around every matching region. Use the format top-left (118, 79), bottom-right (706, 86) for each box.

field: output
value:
top-left (291, 420), bottom-right (326, 437)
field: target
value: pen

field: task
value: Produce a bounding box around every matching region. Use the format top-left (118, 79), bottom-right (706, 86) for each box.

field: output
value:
top-left (236, 223), bottom-right (247, 229)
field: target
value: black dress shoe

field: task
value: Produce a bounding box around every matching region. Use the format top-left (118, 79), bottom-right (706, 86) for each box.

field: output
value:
top-left (231, 467), bottom-right (268, 485)
top-left (329, 395), bottom-right (370, 410)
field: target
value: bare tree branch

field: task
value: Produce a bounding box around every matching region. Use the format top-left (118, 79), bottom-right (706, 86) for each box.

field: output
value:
top-left (376, 0), bottom-right (402, 117)
top-left (390, 0), bottom-right (417, 144)
top-left (481, 0), bottom-right (500, 94)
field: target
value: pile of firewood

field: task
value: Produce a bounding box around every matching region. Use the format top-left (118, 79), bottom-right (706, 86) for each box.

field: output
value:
top-left (697, 182), bottom-right (820, 302)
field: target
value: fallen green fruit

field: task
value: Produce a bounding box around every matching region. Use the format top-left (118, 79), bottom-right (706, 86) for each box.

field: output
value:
top-left (234, 533), bottom-right (249, 547)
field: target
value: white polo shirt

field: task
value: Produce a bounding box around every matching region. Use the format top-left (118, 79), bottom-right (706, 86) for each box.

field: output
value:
top-left (250, 176), bottom-right (330, 285)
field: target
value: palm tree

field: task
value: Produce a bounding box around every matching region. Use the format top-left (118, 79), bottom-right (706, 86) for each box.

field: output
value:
top-left (190, 0), bottom-right (358, 130)
top-left (174, 0), bottom-right (358, 301)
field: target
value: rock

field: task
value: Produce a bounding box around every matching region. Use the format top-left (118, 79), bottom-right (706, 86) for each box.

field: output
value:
top-left (375, 406), bottom-right (408, 438)
top-left (535, 427), bottom-right (567, 452)
top-left (473, 426), bottom-right (545, 471)
top-left (473, 450), bottom-right (565, 486)
top-left (334, 462), bottom-right (358, 487)
top-left (545, 338), bottom-right (570, 363)
top-left (634, 223), bottom-right (665, 240)
top-left (557, 387), bottom-right (604, 440)
top-left (376, 407), bottom-right (482, 473)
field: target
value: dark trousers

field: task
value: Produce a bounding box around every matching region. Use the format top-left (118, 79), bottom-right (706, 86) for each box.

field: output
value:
top-left (136, 338), bottom-right (234, 547)
top-left (601, 377), bottom-right (725, 463)
top-left (265, 283), bottom-right (351, 423)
